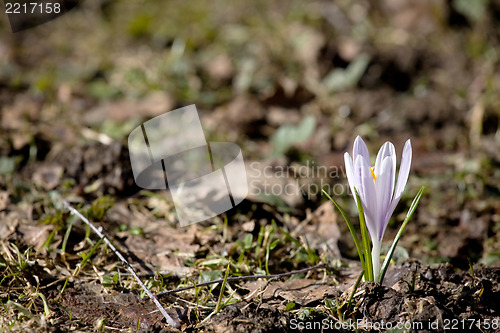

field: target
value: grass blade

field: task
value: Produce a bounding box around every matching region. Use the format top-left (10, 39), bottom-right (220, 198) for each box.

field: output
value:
top-left (322, 190), bottom-right (365, 271)
top-left (6, 301), bottom-right (33, 319)
top-left (36, 293), bottom-right (52, 317)
top-left (79, 238), bottom-right (104, 269)
top-left (347, 269), bottom-right (364, 311)
top-left (379, 186), bottom-right (425, 284)
top-left (215, 263), bottom-right (231, 313)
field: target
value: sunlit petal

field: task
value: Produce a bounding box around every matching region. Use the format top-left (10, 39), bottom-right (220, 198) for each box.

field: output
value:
top-left (344, 152), bottom-right (358, 207)
top-left (374, 141), bottom-right (395, 182)
top-left (353, 155), bottom-right (365, 198)
top-left (358, 156), bottom-right (378, 240)
top-left (387, 139), bottom-right (412, 221)
top-left (376, 156), bottom-right (394, 241)
top-left (353, 136), bottom-right (370, 165)
top-left (394, 139), bottom-right (412, 199)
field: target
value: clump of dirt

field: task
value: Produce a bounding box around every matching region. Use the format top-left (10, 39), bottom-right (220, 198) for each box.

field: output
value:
top-left (181, 260), bottom-right (500, 333)
top-left (48, 142), bottom-right (139, 197)
top-left (279, 261), bottom-right (500, 333)
top-left (201, 302), bottom-right (289, 333)
top-left (58, 282), bottom-right (186, 331)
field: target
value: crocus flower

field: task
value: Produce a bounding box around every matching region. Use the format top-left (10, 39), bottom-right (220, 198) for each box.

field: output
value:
top-left (344, 136), bottom-right (412, 282)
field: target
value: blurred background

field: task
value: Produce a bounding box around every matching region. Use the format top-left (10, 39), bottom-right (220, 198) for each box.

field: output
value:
top-left (1, 0), bottom-right (500, 267)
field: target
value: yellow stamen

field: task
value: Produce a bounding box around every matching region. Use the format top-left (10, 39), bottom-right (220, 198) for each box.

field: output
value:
top-left (370, 166), bottom-right (377, 184)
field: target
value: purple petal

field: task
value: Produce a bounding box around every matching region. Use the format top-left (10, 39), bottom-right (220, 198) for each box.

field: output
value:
top-left (374, 142), bottom-right (395, 182)
top-left (353, 155), bottom-right (366, 199)
top-left (357, 155), bottom-right (378, 241)
top-left (386, 139), bottom-right (412, 220)
top-left (353, 136), bottom-right (370, 165)
top-left (375, 156), bottom-right (394, 241)
top-left (394, 139), bottom-right (412, 200)
top-left (344, 152), bottom-right (358, 207)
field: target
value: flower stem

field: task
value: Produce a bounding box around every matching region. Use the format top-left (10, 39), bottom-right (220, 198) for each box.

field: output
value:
top-left (371, 239), bottom-right (381, 283)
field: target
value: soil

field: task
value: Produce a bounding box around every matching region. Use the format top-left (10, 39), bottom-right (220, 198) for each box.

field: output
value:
top-left (1, 0), bottom-right (500, 332)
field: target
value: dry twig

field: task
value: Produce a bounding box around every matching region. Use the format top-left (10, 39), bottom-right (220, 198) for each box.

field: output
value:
top-left (62, 200), bottom-right (179, 328)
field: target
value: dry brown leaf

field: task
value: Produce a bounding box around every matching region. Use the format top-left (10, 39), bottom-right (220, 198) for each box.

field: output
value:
top-left (0, 191), bottom-right (9, 211)
top-left (124, 225), bottom-right (199, 277)
top-left (242, 278), bottom-right (334, 307)
top-left (203, 53), bottom-right (233, 80)
top-left (32, 165), bottom-right (64, 190)
top-left (298, 201), bottom-right (341, 258)
top-left (16, 223), bottom-right (54, 252)
top-left (206, 96), bottom-right (266, 133)
top-left (84, 91), bottom-right (174, 125)
top-left (0, 211), bottom-right (18, 240)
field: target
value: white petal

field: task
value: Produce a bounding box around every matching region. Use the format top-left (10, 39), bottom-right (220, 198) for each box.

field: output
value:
top-left (374, 141), bottom-right (395, 182)
top-left (386, 139), bottom-right (412, 220)
top-left (344, 152), bottom-right (358, 207)
top-left (375, 156), bottom-right (394, 241)
top-left (358, 156), bottom-right (378, 241)
top-left (353, 136), bottom-right (371, 165)
top-left (394, 139), bottom-right (412, 199)
top-left (353, 155), bottom-right (365, 198)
